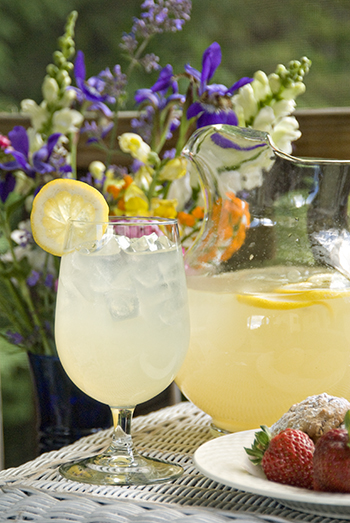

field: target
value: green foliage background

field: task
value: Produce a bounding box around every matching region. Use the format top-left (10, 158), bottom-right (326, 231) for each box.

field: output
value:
top-left (1, 0), bottom-right (350, 111)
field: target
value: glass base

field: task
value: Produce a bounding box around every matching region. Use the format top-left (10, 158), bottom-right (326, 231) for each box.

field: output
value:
top-left (210, 422), bottom-right (231, 438)
top-left (59, 451), bottom-right (184, 486)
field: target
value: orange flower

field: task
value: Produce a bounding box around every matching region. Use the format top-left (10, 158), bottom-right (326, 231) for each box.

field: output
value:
top-left (178, 211), bottom-right (196, 227)
top-left (197, 192), bottom-right (250, 265)
top-left (123, 174), bottom-right (133, 188)
top-left (117, 198), bottom-right (126, 211)
top-left (106, 184), bottom-right (121, 199)
top-left (191, 206), bottom-right (204, 220)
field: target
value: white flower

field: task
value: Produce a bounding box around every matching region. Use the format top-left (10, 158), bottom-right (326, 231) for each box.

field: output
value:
top-left (216, 147), bottom-right (273, 195)
top-left (268, 73), bottom-right (281, 94)
top-left (280, 82), bottom-right (306, 100)
top-left (271, 99), bottom-right (296, 119)
top-left (252, 71), bottom-right (271, 101)
top-left (168, 172), bottom-right (194, 211)
top-left (61, 88), bottom-right (77, 107)
top-left (26, 128), bottom-right (44, 154)
top-left (20, 99), bottom-right (48, 132)
top-left (52, 108), bottom-right (84, 134)
top-left (252, 106), bottom-right (275, 133)
top-left (118, 133), bottom-right (152, 164)
top-left (270, 116), bottom-right (301, 154)
top-left (134, 165), bottom-right (153, 192)
top-left (232, 84), bottom-right (258, 125)
top-left (11, 220), bottom-right (32, 246)
top-left (42, 76), bottom-right (59, 103)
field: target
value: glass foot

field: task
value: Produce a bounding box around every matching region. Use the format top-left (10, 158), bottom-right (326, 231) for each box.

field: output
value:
top-left (210, 422), bottom-right (231, 438)
top-left (59, 451), bottom-right (183, 486)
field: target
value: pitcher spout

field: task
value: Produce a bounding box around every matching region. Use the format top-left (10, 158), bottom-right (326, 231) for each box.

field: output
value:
top-left (181, 124), bottom-right (350, 277)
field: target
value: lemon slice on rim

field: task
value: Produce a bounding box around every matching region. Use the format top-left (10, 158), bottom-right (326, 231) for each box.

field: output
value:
top-left (30, 179), bottom-right (109, 256)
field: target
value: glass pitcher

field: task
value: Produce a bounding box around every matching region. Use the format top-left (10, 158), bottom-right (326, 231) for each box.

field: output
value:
top-left (175, 124), bottom-right (350, 434)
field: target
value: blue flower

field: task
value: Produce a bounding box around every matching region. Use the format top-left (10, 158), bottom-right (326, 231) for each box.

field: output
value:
top-left (0, 126), bottom-right (65, 179)
top-left (27, 270), bottom-right (41, 287)
top-left (134, 65), bottom-right (184, 142)
top-left (132, 0), bottom-right (192, 36)
top-left (186, 42), bottom-right (253, 128)
top-left (0, 172), bottom-right (16, 203)
top-left (73, 51), bottom-right (113, 117)
top-left (6, 331), bottom-right (24, 346)
top-left (135, 65), bottom-right (184, 108)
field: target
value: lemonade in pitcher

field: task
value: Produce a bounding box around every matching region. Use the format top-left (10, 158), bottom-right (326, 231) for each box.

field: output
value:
top-left (176, 266), bottom-right (350, 432)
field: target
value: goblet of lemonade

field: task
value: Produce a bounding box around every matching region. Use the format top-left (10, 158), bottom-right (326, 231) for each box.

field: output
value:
top-left (55, 216), bottom-right (190, 485)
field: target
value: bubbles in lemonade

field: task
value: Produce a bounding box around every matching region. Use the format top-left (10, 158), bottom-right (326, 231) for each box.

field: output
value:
top-left (55, 232), bottom-right (190, 407)
top-left (176, 266), bottom-right (350, 432)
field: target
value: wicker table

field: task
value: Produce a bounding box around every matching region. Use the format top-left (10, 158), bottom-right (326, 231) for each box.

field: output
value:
top-left (0, 402), bottom-right (347, 522)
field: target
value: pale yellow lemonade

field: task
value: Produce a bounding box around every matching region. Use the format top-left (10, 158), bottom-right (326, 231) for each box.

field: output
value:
top-left (176, 266), bottom-right (350, 432)
top-left (55, 232), bottom-right (190, 407)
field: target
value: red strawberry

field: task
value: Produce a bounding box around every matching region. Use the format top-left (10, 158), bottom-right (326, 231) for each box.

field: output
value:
top-left (313, 410), bottom-right (350, 492)
top-left (245, 425), bottom-right (315, 490)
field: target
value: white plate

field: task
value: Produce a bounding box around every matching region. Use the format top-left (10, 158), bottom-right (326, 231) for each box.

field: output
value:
top-left (194, 429), bottom-right (350, 519)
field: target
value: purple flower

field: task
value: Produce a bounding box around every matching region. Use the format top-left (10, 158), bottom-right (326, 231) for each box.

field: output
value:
top-left (81, 120), bottom-right (114, 145)
top-left (44, 273), bottom-right (54, 288)
top-left (140, 53), bottom-right (160, 73)
top-left (162, 148), bottom-right (176, 160)
top-left (0, 172), bottom-right (16, 203)
top-left (210, 132), bottom-right (267, 151)
top-left (136, 65), bottom-right (184, 108)
top-left (133, 0), bottom-right (192, 37)
top-left (0, 126), bottom-right (65, 179)
top-left (97, 65), bottom-right (127, 100)
top-left (27, 270), bottom-right (40, 287)
top-left (6, 331), bottom-right (24, 346)
top-left (73, 51), bottom-right (113, 117)
top-left (134, 65), bottom-right (184, 142)
top-left (186, 42), bottom-right (253, 128)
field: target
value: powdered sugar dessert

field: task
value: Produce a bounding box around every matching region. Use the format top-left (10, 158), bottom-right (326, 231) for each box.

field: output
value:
top-left (270, 393), bottom-right (350, 442)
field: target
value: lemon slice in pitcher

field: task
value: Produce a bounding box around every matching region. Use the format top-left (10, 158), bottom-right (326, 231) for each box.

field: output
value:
top-left (236, 293), bottom-right (314, 310)
top-left (30, 179), bottom-right (109, 256)
top-left (276, 274), bottom-right (350, 301)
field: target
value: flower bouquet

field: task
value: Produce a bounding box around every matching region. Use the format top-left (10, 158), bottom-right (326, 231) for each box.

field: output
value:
top-left (0, 1), bottom-right (310, 358)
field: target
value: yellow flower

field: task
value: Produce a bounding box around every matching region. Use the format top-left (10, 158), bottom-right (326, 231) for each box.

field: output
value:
top-left (89, 160), bottom-right (106, 181)
top-left (134, 164), bottom-right (154, 191)
top-left (118, 132), bottom-right (151, 163)
top-left (158, 157), bottom-right (188, 181)
top-left (151, 198), bottom-right (178, 219)
top-left (124, 182), bottom-right (149, 215)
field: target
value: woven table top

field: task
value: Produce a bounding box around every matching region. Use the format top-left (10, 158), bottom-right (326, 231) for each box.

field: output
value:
top-left (0, 401), bottom-right (348, 522)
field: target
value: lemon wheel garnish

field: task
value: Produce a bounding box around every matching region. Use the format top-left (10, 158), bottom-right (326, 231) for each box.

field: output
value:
top-left (236, 294), bottom-right (315, 310)
top-left (30, 179), bottom-right (109, 256)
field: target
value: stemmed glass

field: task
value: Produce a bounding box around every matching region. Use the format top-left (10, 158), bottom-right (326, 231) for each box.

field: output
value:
top-left (54, 216), bottom-right (190, 485)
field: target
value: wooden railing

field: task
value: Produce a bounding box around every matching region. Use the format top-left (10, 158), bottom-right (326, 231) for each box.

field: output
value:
top-left (1, 108), bottom-right (350, 167)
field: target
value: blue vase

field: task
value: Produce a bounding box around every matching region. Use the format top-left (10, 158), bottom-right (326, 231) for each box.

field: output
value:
top-left (28, 352), bottom-right (112, 454)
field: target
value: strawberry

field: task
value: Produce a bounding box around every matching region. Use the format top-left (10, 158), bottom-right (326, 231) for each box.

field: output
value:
top-left (313, 410), bottom-right (350, 492)
top-left (245, 425), bottom-right (315, 490)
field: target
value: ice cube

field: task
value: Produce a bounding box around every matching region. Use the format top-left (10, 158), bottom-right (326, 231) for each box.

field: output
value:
top-left (129, 236), bottom-right (150, 252)
top-left (116, 235), bottom-right (131, 251)
top-left (105, 289), bottom-right (139, 321)
top-left (155, 235), bottom-right (173, 250)
top-left (159, 288), bottom-right (187, 325)
top-left (146, 232), bottom-right (158, 251)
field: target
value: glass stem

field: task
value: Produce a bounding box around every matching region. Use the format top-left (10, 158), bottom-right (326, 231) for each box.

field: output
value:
top-left (108, 407), bottom-right (136, 464)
